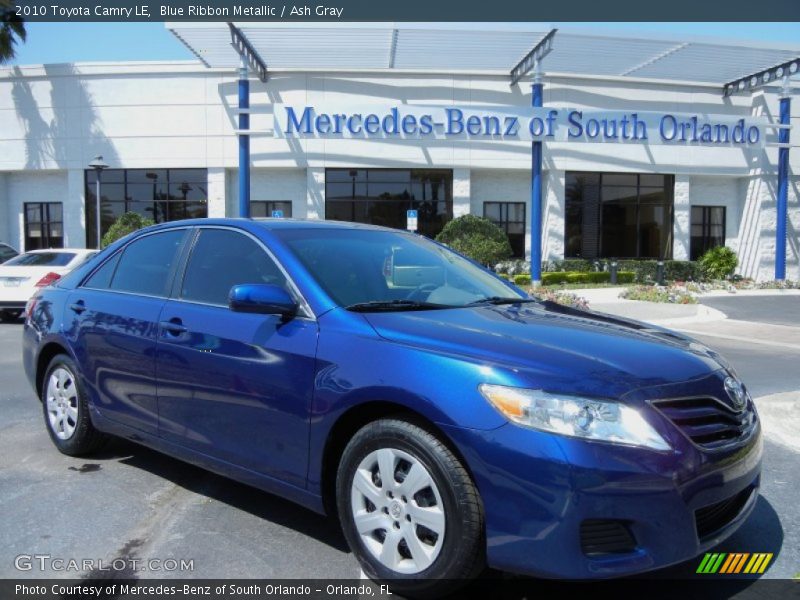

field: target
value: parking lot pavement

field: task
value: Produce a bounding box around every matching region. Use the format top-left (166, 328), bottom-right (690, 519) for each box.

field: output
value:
top-left (1, 302), bottom-right (798, 583)
top-left (0, 323), bottom-right (358, 580)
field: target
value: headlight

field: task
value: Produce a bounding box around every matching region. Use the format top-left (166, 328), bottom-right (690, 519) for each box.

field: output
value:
top-left (479, 384), bottom-right (670, 451)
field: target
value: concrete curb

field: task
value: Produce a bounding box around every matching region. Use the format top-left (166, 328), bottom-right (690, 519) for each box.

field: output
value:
top-left (753, 392), bottom-right (800, 453)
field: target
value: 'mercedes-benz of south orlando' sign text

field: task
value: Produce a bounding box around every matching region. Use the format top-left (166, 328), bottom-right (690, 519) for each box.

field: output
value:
top-left (273, 104), bottom-right (765, 146)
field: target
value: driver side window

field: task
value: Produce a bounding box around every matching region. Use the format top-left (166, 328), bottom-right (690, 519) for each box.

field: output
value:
top-left (180, 229), bottom-right (288, 306)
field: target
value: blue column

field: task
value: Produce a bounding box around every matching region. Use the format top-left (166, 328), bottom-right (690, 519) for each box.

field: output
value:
top-left (238, 63), bottom-right (251, 218)
top-left (776, 86), bottom-right (791, 280)
top-left (530, 69), bottom-right (544, 285)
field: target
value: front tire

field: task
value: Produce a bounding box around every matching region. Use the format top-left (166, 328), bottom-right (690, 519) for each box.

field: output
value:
top-left (336, 418), bottom-right (484, 597)
top-left (42, 354), bottom-right (107, 456)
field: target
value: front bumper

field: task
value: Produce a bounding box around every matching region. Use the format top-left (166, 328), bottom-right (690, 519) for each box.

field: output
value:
top-left (441, 413), bottom-right (762, 579)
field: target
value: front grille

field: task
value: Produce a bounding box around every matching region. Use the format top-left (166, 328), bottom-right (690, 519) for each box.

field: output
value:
top-left (651, 396), bottom-right (756, 450)
top-left (580, 519), bottom-right (637, 557)
top-left (695, 487), bottom-right (754, 540)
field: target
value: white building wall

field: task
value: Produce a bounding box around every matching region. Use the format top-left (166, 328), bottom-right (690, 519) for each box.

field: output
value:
top-left (0, 173), bottom-right (8, 246)
top-left (1, 62), bottom-right (797, 278)
top-left (673, 176), bottom-right (691, 261)
top-left (206, 167), bottom-right (226, 218)
top-left (543, 170), bottom-right (565, 263)
top-left (689, 176), bottom-right (742, 254)
top-left (306, 167), bottom-right (325, 220)
top-left (6, 171), bottom-right (68, 251)
top-left (226, 168), bottom-right (307, 218)
top-left (452, 169), bottom-right (470, 218)
top-left (64, 169), bottom-right (84, 247)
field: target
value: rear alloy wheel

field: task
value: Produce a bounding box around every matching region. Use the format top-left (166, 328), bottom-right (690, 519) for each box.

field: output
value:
top-left (337, 419), bottom-right (484, 596)
top-left (42, 355), bottom-right (107, 456)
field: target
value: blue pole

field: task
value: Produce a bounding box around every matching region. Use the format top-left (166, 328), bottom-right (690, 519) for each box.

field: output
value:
top-left (238, 62), bottom-right (250, 218)
top-left (530, 69), bottom-right (544, 285)
top-left (776, 84), bottom-right (791, 280)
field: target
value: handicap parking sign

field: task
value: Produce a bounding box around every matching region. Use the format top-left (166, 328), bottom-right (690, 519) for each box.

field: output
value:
top-left (271, 210), bottom-right (284, 218)
top-left (406, 210), bottom-right (418, 231)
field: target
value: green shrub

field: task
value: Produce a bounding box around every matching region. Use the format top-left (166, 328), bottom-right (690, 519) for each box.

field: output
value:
top-left (497, 273), bottom-right (510, 280)
top-left (513, 274), bottom-right (532, 286)
top-left (698, 246), bottom-right (738, 280)
top-left (435, 215), bottom-right (512, 266)
top-left (540, 271), bottom-right (635, 285)
top-left (101, 212), bottom-right (155, 248)
top-left (544, 258), bottom-right (597, 272)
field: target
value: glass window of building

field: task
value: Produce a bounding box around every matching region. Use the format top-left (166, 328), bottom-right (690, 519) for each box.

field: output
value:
top-left (484, 202), bottom-right (526, 258)
top-left (565, 172), bottom-right (674, 259)
top-left (325, 169), bottom-right (453, 239)
top-left (24, 202), bottom-right (64, 251)
top-left (252, 201), bottom-right (293, 218)
top-left (690, 206), bottom-right (726, 260)
top-left (85, 169), bottom-right (207, 248)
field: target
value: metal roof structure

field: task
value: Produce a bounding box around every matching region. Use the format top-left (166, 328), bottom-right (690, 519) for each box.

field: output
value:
top-left (168, 22), bottom-right (800, 89)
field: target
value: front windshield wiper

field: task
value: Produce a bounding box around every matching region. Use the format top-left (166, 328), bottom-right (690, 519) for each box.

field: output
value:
top-left (466, 296), bottom-right (540, 306)
top-left (345, 300), bottom-right (453, 312)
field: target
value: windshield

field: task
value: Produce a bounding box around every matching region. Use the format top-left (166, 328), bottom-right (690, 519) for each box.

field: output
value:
top-left (4, 252), bottom-right (76, 267)
top-left (275, 228), bottom-right (527, 309)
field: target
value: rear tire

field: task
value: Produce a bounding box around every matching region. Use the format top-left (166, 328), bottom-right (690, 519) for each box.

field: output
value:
top-left (41, 354), bottom-right (107, 456)
top-left (336, 418), bottom-right (485, 597)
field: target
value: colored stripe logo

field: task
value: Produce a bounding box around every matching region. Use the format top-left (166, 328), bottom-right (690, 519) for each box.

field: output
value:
top-left (696, 552), bottom-right (773, 574)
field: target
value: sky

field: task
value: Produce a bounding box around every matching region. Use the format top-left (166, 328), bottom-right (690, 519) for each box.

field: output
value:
top-left (8, 22), bottom-right (800, 66)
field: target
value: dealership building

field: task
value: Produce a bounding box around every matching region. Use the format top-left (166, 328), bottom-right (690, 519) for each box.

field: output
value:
top-left (1, 23), bottom-right (798, 280)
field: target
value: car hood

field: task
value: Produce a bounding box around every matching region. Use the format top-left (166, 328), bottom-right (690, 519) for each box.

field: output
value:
top-left (362, 301), bottom-right (725, 399)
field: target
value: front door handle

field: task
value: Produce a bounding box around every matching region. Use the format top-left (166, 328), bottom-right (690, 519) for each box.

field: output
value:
top-left (159, 318), bottom-right (187, 335)
top-left (69, 300), bottom-right (86, 314)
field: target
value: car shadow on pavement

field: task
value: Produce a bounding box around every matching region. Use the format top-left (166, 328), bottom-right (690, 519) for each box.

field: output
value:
top-left (93, 437), bottom-right (350, 553)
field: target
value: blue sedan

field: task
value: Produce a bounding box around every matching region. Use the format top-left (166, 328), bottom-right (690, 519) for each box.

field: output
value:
top-left (22, 218), bottom-right (761, 595)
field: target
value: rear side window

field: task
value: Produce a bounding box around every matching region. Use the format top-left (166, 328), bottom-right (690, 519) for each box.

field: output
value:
top-left (180, 229), bottom-right (287, 306)
top-left (83, 253), bottom-right (121, 290)
top-left (106, 230), bottom-right (186, 297)
top-left (5, 252), bottom-right (75, 267)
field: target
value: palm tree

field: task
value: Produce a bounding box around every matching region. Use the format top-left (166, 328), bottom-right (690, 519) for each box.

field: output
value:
top-left (0, 0), bottom-right (26, 64)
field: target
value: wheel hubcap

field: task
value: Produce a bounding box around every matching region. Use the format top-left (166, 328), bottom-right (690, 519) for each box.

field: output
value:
top-left (46, 367), bottom-right (78, 440)
top-left (350, 448), bottom-right (445, 574)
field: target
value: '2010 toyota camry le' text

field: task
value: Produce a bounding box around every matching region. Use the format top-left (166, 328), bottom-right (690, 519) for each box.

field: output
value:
top-left (23, 218), bottom-right (761, 596)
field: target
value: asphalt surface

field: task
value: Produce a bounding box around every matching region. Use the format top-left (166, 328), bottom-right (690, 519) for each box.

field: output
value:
top-left (0, 298), bottom-right (798, 595)
top-left (700, 295), bottom-right (800, 328)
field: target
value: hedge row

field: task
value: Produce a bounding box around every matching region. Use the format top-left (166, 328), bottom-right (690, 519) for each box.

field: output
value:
top-left (543, 259), bottom-right (701, 283)
top-left (511, 271), bottom-right (635, 286)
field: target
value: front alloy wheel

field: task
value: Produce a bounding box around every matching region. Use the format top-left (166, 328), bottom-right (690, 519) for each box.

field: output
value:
top-left (351, 447), bottom-right (446, 574)
top-left (337, 419), bottom-right (485, 596)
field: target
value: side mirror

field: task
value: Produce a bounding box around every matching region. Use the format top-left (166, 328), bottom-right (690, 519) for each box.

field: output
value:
top-left (229, 284), bottom-right (298, 318)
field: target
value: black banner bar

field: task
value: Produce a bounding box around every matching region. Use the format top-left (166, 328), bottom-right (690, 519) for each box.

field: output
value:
top-left (2, 578), bottom-right (799, 600)
top-left (7, 0), bottom-right (800, 22)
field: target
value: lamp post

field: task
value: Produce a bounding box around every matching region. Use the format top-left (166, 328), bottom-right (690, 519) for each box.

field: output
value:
top-left (88, 156), bottom-right (109, 248)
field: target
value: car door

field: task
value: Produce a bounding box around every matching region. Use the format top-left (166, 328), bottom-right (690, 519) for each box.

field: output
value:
top-left (155, 227), bottom-right (319, 487)
top-left (65, 228), bottom-right (190, 435)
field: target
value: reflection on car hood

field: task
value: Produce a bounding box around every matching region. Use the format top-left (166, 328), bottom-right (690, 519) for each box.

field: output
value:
top-left (362, 301), bottom-right (724, 398)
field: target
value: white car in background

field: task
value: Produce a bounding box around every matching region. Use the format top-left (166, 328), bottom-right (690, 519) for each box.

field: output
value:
top-left (0, 249), bottom-right (97, 322)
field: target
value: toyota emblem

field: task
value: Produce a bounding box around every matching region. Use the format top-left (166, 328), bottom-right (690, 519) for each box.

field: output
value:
top-left (724, 377), bottom-right (747, 411)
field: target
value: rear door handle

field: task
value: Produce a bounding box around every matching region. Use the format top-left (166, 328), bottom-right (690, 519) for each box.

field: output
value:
top-left (159, 319), bottom-right (187, 335)
top-left (69, 301), bottom-right (86, 314)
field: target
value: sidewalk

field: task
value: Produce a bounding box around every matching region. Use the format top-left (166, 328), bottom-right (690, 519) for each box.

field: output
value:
top-left (570, 287), bottom-right (726, 327)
